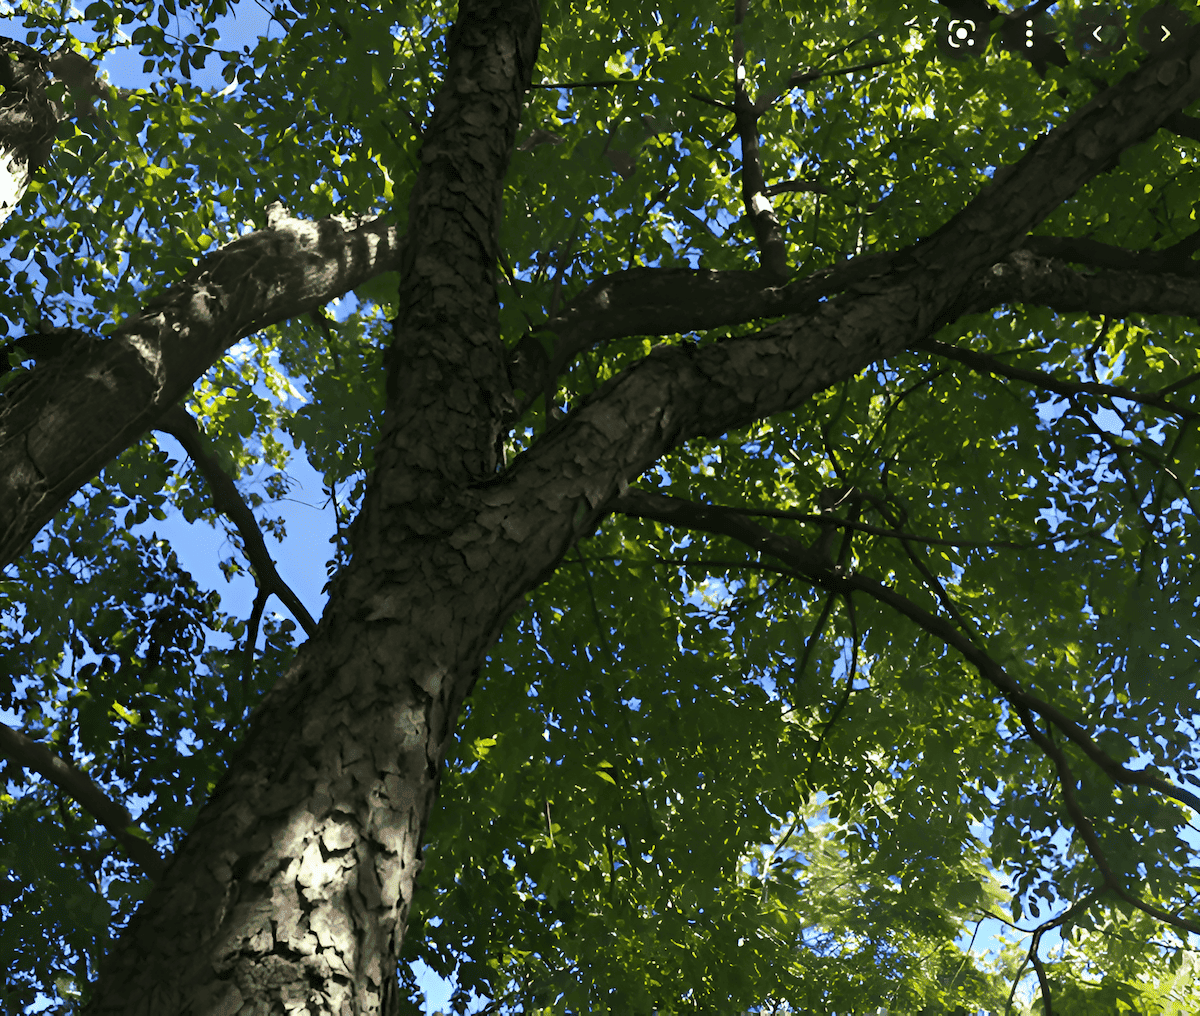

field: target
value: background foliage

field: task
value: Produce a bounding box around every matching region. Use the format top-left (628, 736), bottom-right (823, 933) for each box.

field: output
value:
top-left (1, 0), bottom-right (1198, 1012)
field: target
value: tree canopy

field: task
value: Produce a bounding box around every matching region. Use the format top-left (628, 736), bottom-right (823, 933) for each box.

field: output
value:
top-left (1, 0), bottom-right (1198, 1012)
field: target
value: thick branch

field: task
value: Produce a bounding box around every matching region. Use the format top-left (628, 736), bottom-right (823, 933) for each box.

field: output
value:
top-left (958, 246), bottom-right (1200, 323)
top-left (0, 207), bottom-right (402, 570)
top-left (0, 720), bottom-right (166, 881)
top-left (1022, 232), bottom-right (1200, 278)
top-left (529, 244), bottom-right (1200, 412)
top-left (1, 327), bottom-right (89, 377)
top-left (153, 403), bottom-right (318, 638)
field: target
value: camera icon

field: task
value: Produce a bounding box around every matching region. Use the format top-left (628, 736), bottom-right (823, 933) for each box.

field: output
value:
top-left (936, 16), bottom-right (990, 59)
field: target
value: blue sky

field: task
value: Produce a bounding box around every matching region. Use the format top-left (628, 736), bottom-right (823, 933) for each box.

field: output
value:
top-left (1, 1), bottom-right (1197, 1013)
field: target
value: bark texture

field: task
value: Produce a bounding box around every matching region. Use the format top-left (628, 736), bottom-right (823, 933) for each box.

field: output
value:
top-left (0, 208), bottom-right (401, 569)
top-left (81, 1), bottom-right (542, 1011)
top-left (0, 38), bottom-right (58, 228)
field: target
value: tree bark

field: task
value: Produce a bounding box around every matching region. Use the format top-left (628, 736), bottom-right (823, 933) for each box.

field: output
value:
top-left (0, 205), bottom-right (401, 569)
top-left (13, 4), bottom-right (1193, 1009)
top-left (0, 38), bottom-right (58, 228)
top-left (81, 0), bottom-right (543, 1010)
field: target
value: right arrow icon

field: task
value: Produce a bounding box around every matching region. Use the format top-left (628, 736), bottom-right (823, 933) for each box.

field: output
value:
top-left (1138, 4), bottom-right (1190, 53)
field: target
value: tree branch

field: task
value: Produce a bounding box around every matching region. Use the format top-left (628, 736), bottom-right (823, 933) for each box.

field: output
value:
top-left (0, 38), bottom-right (59, 227)
top-left (763, 178), bottom-right (837, 198)
top-left (916, 336), bottom-right (1199, 420)
top-left (608, 492), bottom-right (1200, 931)
top-left (714, 502), bottom-right (1101, 550)
top-left (1021, 232), bottom-right (1200, 278)
top-left (1026, 718), bottom-right (1200, 936)
top-left (152, 403), bottom-right (318, 638)
top-left (528, 241), bottom-right (1200, 407)
top-left (0, 720), bottom-right (166, 881)
top-left (728, 0), bottom-right (788, 281)
top-left (608, 488), bottom-right (1200, 821)
top-left (753, 54), bottom-right (902, 118)
top-left (0, 206), bottom-right (403, 569)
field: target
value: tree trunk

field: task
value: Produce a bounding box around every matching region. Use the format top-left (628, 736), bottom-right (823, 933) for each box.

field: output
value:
top-left (81, 1), bottom-right (543, 1009)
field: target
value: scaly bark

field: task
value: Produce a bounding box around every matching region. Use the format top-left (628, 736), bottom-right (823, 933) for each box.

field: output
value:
top-left (81, 0), bottom-right (543, 1010)
top-left (0, 207), bottom-right (402, 569)
top-left (0, 38), bottom-right (58, 228)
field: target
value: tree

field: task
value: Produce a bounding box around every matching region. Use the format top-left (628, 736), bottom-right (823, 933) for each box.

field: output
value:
top-left (0, 0), bottom-right (1198, 1011)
